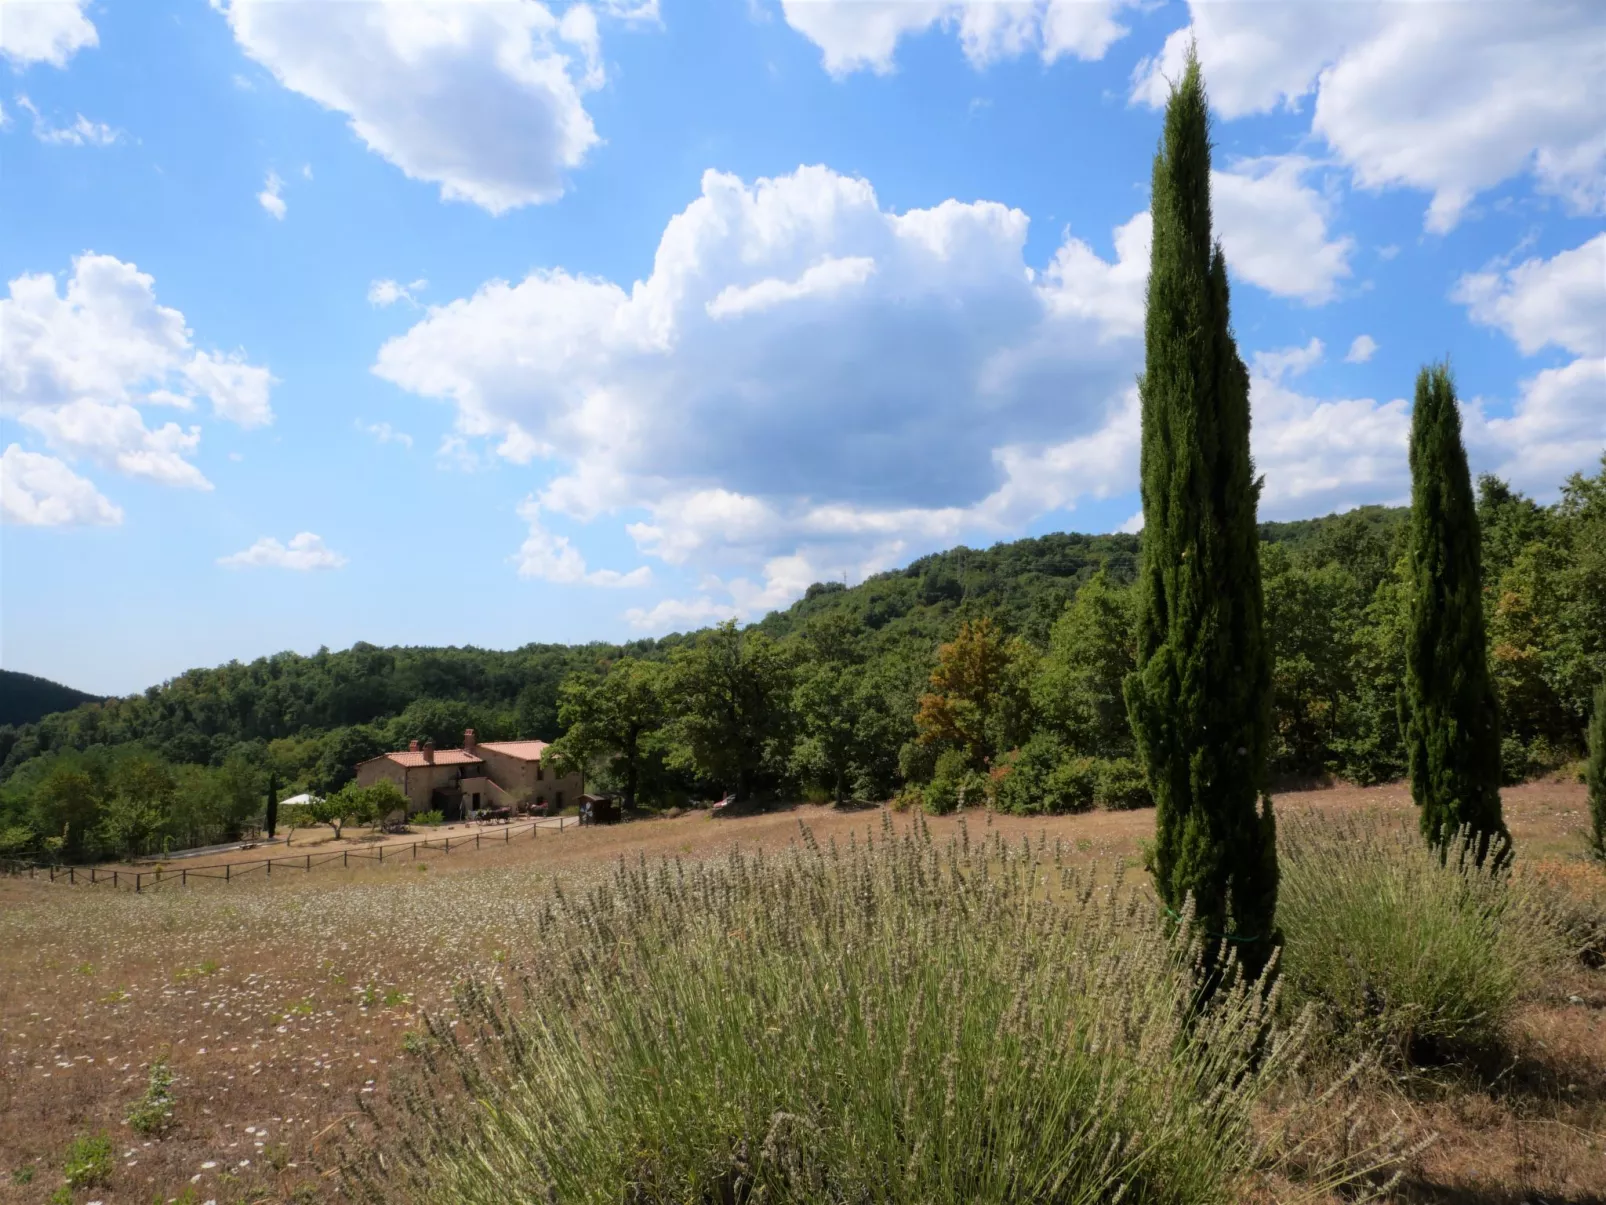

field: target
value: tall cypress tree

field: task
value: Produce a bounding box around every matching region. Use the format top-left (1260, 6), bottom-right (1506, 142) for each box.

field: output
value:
top-left (1584, 682), bottom-right (1604, 860)
top-left (1402, 363), bottom-right (1508, 863)
top-left (1124, 51), bottom-right (1278, 978)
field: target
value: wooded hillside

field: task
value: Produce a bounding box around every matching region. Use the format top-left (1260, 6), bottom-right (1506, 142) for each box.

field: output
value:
top-left (0, 670), bottom-right (101, 729)
top-left (1, 458), bottom-right (1600, 863)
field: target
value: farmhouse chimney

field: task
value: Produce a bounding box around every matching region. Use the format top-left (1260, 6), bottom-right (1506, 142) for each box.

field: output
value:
top-left (409, 739), bottom-right (419, 752)
top-left (423, 738), bottom-right (435, 764)
top-left (463, 728), bottom-right (477, 754)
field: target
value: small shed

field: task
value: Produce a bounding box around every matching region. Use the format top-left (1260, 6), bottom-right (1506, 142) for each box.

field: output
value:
top-left (578, 793), bottom-right (622, 825)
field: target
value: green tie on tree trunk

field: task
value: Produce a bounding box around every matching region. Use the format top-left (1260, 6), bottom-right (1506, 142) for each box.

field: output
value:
top-left (1123, 48), bottom-right (1279, 981)
top-left (1401, 364), bottom-right (1509, 866)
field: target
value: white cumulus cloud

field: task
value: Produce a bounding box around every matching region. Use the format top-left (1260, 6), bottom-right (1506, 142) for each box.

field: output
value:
top-left (1453, 233), bottom-right (1606, 359)
top-left (2, 254), bottom-right (275, 427)
top-left (374, 164), bottom-right (1155, 621)
top-left (1345, 334), bottom-right (1377, 364)
top-left (367, 277), bottom-right (428, 307)
top-left (219, 0), bottom-right (613, 213)
top-left (1251, 338), bottom-right (1323, 383)
top-left (514, 499), bottom-right (652, 586)
top-left (0, 443), bottom-right (122, 526)
top-left (1132, 1), bottom-right (1606, 232)
top-left (1450, 232), bottom-right (1606, 490)
top-left (258, 170), bottom-right (286, 219)
top-left (1211, 157), bottom-right (1354, 303)
top-left (0, 0), bottom-right (97, 68)
top-left (1466, 357), bottom-right (1606, 492)
top-left (20, 400), bottom-right (209, 489)
top-left (359, 420), bottom-right (413, 448)
top-left (15, 95), bottom-right (119, 146)
top-left (706, 255), bottom-right (876, 319)
top-left (781, 0), bottom-right (1136, 76)
top-left (1, 253), bottom-right (274, 510)
top-left (219, 532), bottom-right (348, 570)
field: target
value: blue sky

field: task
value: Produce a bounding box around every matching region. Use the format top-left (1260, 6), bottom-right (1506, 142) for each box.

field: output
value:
top-left (2, 0), bottom-right (1602, 696)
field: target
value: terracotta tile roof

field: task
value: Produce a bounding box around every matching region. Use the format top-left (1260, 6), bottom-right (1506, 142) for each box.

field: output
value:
top-left (475, 739), bottom-right (550, 761)
top-left (381, 750), bottom-right (483, 768)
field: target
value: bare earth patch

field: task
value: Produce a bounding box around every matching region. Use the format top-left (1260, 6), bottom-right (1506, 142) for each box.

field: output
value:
top-left (0, 780), bottom-right (1599, 1203)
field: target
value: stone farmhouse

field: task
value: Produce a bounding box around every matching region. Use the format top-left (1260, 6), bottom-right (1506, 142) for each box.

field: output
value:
top-left (354, 728), bottom-right (582, 821)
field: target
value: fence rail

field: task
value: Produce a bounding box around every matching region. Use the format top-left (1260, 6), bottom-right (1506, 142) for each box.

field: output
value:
top-left (1, 817), bottom-right (572, 893)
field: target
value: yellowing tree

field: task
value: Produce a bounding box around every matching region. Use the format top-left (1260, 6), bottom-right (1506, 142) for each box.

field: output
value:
top-left (915, 617), bottom-right (1034, 769)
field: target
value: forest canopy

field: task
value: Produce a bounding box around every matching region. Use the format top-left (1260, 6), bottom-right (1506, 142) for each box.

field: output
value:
top-left (2, 459), bottom-right (1601, 863)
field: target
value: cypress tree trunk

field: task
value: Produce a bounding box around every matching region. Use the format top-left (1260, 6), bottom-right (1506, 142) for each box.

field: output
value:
top-left (1402, 364), bottom-right (1508, 863)
top-left (1124, 51), bottom-right (1278, 979)
top-left (1586, 682), bottom-right (1605, 860)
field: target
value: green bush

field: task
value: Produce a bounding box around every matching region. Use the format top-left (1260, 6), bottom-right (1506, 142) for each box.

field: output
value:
top-left (1499, 735), bottom-right (1532, 786)
top-left (351, 817), bottom-right (1400, 1204)
top-left (125, 1060), bottom-right (176, 1136)
top-left (413, 810), bottom-right (445, 827)
top-left (920, 748), bottom-right (972, 814)
top-left (993, 735), bottom-right (1097, 815)
top-left (1094, 757), bottom-right (1152, 810)
top-left (1277, 812), bottom-right (1563, 1064)
top-left (62, 1133), bottom-right (111, 1189)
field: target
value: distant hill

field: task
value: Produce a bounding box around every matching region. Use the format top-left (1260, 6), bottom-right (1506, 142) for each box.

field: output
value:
top-left (0, 669), bottom-right (101, 728)
top-left (0, 506), bottom-right (1406, 781)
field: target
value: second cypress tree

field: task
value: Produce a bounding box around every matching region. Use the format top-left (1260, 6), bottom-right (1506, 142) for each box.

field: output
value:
top-left (1586, 682), bottom-right (1605, 861)
top-left (1401, 363), bottom-right (1508, 863)
top-left (1124, 51), bottom-right (1278, 978)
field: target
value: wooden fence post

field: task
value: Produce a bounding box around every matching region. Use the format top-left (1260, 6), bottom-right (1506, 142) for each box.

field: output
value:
top-left (182, 868), bottom-right (187, 887)
top-left (343, 851), bottom-right (348, 868)
top-left (136, 873), bottom-right (142, 894)
top-left (225, 864), bottom-right (230, 883)
top-left (379, 846), bottom-right (384, 864)
top-left (113, 870), bottom-right (118, 888)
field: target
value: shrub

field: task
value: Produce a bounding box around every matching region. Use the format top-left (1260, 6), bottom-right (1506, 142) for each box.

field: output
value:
top-left (993, 735), bottom-right (1097, 815)
top-left (1277, 812), bottom-right (1563, 1064)
top-left (413, 810), bottom-right (445, 827)
top-left (896, 739), bottom-right (939, 786)
top-left (351, 817), bottom-right (1403, 1204)
top-left (1094, 757), bottom-right (1153, 810)
top-left (126, 1060), bottom-right (176, 1136)
top-left (1499, 735), bottom-right (1532, 786)
top-left (920, 748), bottom-right (972, 815)
top-left (889, 785), bottom-right (922, 812)
top-left (61, 1133), bottom-right (111, 1188)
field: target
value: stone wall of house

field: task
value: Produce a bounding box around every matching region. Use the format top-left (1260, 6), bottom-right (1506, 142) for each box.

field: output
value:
top-left (476, 747), bottom-right (583, 810)
top-left (355, 757), bottom-right (409, 805)
top-left (357, 759), bottom-right (481, 814)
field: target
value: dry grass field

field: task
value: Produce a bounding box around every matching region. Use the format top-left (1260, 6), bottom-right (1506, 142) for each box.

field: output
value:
top-left (1, 781), bottom-right (1601, 1204)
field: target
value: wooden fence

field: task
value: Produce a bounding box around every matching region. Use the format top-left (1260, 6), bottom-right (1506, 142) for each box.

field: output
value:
top-left (1, 817), bottom-right (572, 893)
